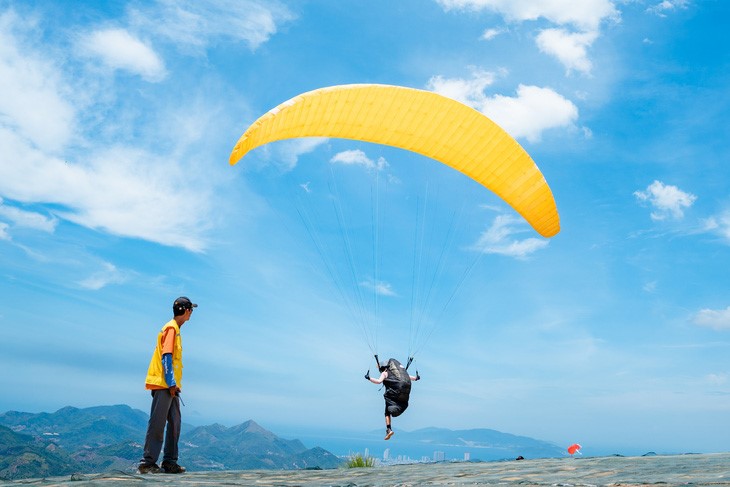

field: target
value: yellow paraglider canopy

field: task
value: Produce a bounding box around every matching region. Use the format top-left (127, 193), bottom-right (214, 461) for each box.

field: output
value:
top-left (230, 83), bottom-right (560, 238)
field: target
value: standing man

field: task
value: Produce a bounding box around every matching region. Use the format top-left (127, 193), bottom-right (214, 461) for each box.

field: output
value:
top-left (138, 296), bottom-right (197, 474)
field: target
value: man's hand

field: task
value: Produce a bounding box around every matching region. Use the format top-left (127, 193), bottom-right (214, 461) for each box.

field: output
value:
top-left (169, 386), bottom-right (179, 397)
top-left (416, 371), bottom-right (421, 381)
top-left (365, 370), bottom-right (371, 380)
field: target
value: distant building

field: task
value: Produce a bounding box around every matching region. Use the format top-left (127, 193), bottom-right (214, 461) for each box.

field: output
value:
top-left (434, 451), bottom-right (445, 462)
top-left (464, 452), bottom-right (471, 461)
top-left (383, 448), bottom-right (390, 460)
top-left (364, 448), bottom-right (369, 458)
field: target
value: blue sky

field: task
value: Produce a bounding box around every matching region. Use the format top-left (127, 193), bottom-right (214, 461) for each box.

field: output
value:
top-left (1, 0), bottom-right (729, 456)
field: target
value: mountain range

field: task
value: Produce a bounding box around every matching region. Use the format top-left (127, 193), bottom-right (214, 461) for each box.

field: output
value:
top-left (0, 405), bottom-right (340, 480)
top-left (0, 404), bottom-right (566, 480)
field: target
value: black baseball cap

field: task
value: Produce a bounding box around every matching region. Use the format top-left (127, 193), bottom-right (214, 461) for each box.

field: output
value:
top-left (173, 296), bottom-right (198, 313)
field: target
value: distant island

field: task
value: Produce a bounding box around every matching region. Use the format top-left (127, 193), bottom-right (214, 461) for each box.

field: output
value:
top-left (295, 425), bottom-right (567, 464)
top-left (0, 404), bottom-right (565, 480)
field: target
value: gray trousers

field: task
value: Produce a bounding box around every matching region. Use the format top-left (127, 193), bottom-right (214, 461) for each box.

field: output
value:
top-left (142, 389), bottom-right (181, 465)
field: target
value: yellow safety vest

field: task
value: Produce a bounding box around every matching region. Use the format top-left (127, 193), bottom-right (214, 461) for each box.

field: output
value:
top-left (145, 319), bottom-right (183, 390)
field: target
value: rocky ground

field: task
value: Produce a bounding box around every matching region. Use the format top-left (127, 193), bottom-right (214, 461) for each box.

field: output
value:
top-left (2, 452), bottom-right (729, 486)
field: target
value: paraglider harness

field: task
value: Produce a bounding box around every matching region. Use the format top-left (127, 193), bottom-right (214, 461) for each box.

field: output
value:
top-left (372, 355), bottom-right (415, 418)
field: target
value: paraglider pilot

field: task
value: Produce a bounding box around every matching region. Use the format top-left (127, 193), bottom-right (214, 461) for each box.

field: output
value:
top-left (366, 357), bottom-right (420, 440)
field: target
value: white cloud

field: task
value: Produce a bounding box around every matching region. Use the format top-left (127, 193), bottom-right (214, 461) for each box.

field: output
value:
top-left (634, 180), bottom-right (696, 221)
top-left (435, 1), bottom-right (619, 79)
top-left (692, 307), bottom-right (730, 331)
top-left (361, 279), bottom-right (397, 297)
top-left (78, 28), bottom-right (166, 82)
top-left (0, 11), bottom-right (215, 252)
top-left (472, 214), bottom-right (549, 258)
top-left (435, 0), bottom-right (619, 32)
top-left (481, 27), bottom-right (505, 40)
top-left (427, 73), bottom-right (578, 142)
top-left (647, 0), bottom-right (689, 17)
top-left (129, 0), bottom-right (295, 52)
top-left (78, 262), bottom-right (127, 290)
top-left (0, 222), bottom-right (9, 241)
top-left (536, 28), bottom-right (598, 75)
top-left (59, 152), bottom-right (211, 252)
top-left (427, 69), bottom-right (497, 106)
top-left (0, 129), bottom-right (210, 252)
top-left (702, 212), bottom-right (730, 243)
top-left (482, 85), bottom-right (579, 142)
top-left (0, 202), bottom-right (57, 233)
top-left (269, 138), bottom-right (328, 171)
top-left (330, 150), bottom-right (389, 171)
top-left (0, 10), bottom-right (75, 152)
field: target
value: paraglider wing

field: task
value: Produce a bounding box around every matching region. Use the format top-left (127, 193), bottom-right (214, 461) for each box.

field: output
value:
top-left (567, 443), bottom-right (581, 455)
top-left (229, 84), bottom-right (560, 238)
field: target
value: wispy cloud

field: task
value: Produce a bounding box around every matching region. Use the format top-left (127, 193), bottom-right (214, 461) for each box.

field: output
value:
top-left (471, 214), bottom-right (549, 258)
top-left (361, 279), bottom-right (397, 297)
top-left (647, 0), bottom-right (690, 17)
top-left (435, 0), bottom-right (619, 32)
top-left (0, 199), bottom-right (57, 233)
top-left (0, 10), bottom-right (75, 152)
top-left (634, 180), bottom-right (697, 221)
top-left (643, 280), bottom-right (658, 293)
top-left (77, 262), bottom-right (128, 290)
top-left (257, 138), bottom-right (329, 172)
top-left (0, 222), bottom-right (9, 241)
top-left (428, 72), bottom-right (578, 142)
top-left (0, 12), bottom-right (215, 252)
top-left (0, 126), bottom-right (212, 252)
top-left (480, 27), bottom-right (505, 40)
top-left (128, 0), bottom-right (295, 53)
top-left (435, 1), bottom-right (619, 76)
top-left (702, 211), bottom-right (730, 244)
top-left (78, 28), bottom-right (166, 82)
top-left (692, 307), bottom-right (730, 331)
top-left (331, 150), bottom-right (389, 171)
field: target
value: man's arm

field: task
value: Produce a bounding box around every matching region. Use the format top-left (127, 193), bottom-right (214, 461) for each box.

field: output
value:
top-left (162, 353), bottom-right (176, 388)
top-left (160, 328), bottom-right (179, 395)
top-left (369, 371), bottom-right (387, 384)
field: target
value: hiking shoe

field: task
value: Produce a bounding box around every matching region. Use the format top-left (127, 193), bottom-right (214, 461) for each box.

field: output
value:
top-left (384, 430), bottom-right (394, 440)
top-left (137, 462), bottom-right (160, 474)
top-left (161, 461), bottom-right (186, 474)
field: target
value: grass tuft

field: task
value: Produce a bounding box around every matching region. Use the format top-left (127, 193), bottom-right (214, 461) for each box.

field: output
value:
top-left (345, 453), bottom-right (376, 468)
